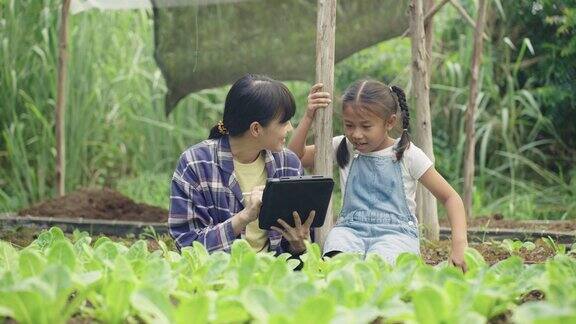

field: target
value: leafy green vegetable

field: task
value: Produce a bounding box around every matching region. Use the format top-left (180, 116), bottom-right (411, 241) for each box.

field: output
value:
top-left (1, 227), bottom-right (575, 323)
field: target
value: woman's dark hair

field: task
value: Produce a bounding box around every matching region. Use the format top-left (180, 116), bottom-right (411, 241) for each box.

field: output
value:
top-left (336, 80), bottom-right (411, 168)
top-left (208, 74), bottom-right (296, 139)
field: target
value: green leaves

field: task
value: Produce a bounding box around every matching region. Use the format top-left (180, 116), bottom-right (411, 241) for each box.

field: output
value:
top-left (47, 240), bottom-right (76, 270)
top-left (500, 239), bottom-right (536, 255)
top-left (0, 241), bottom-right (20, 272)
top-left (18, 249), bottom-right (46, 278)
top-left (1, 227), bottom-right (576, 323)
top-left (513, 302), bottom-right (576, 324)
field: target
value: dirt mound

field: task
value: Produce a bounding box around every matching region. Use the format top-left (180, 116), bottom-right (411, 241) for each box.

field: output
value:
top-left (18, 188), bottom-right (168, 223)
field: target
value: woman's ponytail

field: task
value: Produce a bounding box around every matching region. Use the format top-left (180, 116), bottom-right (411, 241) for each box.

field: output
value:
top-left (208, 120), bottom-right (229, 139)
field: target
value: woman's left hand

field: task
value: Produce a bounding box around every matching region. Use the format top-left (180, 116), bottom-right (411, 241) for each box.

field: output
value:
top-left (449, 240), bottom-right (468, 272)
top-left (271, 210), bottom-right (315, 254)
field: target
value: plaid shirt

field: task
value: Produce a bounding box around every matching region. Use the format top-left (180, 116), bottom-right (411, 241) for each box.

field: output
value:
top-left (169, 136), bottom-right (304, 253)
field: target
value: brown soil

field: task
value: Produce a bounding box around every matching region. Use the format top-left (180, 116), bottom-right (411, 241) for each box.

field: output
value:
top-left (18, 188), bottom-right (168, 223)
top-left (440, 214), bottom-right (576, 233)
top-left (0, 224), bottom-right (567, 266)
top-left (0, 223), bottom-right (176, 251)
top-left (420, 238), bottom-right (561, 265)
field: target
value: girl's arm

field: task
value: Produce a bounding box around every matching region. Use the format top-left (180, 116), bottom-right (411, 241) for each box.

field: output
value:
top-left (288, 83), bottom-right (331, 168)
top-left (419, 167), bottom-right (468, 272)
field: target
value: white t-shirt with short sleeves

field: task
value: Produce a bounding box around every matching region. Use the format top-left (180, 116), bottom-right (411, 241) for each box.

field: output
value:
top-left (332, 135), bottom-right (433, 217)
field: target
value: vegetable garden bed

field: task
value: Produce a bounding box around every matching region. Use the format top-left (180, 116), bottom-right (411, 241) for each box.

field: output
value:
top-left (1, 226), bottom-right (575, 323)
top-left (2, 189), bottom-right (575, 323)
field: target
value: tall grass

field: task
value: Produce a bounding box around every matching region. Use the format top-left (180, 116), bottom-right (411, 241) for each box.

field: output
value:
top-left (431, 2), bottom-right (575, 219)
top-left (0, 0), bottom-right (313, 212)
top-left (0, 1), bottom-right (229, 211)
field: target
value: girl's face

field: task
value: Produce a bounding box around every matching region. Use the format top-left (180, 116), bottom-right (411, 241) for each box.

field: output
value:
top-left (259, 117), bottom-right (294, 152)
top-left (342, 105), bottom-right (396, 153)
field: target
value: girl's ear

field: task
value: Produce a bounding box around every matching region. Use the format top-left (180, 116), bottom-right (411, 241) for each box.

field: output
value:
top-left (249, 121), bottom-right (263, 137)
top-left (385, 114), bottom-right (398, 131)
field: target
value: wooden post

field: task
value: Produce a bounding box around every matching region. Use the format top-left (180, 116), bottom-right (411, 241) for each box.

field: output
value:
top-left (56, 0), bottom-right (71, 197)
top-left (314, 0), bottom-right (336, 248)
top-left (410, 0), bottom-right (439, 241)
top-left (463, 0), bottom-right (488, 220)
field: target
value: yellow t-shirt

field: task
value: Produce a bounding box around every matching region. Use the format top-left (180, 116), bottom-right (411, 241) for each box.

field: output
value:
top-left (233, 153), bottom-right (269, 252)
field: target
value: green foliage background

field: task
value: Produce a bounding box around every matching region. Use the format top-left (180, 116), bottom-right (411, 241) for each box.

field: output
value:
top-left (0, 0), bottom-right (575, 220)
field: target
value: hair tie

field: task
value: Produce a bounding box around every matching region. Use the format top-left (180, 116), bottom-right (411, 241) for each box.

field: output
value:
top-left (217, 120), bottom-right (229, 135)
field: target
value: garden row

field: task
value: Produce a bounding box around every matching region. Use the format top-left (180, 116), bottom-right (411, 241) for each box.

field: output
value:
top-left (1, 227), bottom-right (575, 323)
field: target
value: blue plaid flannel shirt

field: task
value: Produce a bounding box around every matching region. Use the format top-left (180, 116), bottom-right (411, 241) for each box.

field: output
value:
top-left (169, 136), bottom-right (306, 253)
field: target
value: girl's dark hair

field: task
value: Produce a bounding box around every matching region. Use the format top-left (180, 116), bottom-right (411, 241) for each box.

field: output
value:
top-left (336, 80), bottom-right (411, 168)
top-left (208, 74), bottom-right (296, 139)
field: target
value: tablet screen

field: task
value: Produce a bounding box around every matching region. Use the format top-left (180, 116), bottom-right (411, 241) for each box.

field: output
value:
top-left (258, 175), bottom-right (334, 230)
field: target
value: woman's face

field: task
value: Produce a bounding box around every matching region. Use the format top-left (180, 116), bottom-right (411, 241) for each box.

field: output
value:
top-left (260, 118), bottom-right (294, 152)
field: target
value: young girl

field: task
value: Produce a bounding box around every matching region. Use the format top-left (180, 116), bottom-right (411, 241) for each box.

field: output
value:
top-left (169, 74), bottom-right (314, 255)
top-left (289, 80), bottom-right (468, 270)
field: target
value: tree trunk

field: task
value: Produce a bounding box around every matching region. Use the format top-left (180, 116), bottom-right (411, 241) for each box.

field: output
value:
top-left (401, 0), bottom-right (450, 38)
top-left (56, 0), bottom-right (71, 197)
top-left (410, 0), bottom-right (439, 241)
top-left (463, 0), bottom-right (488, 221)
top-left (314, 0), bottom-right (337, 248)
top-left (424, 0), bottom-right (435, 65)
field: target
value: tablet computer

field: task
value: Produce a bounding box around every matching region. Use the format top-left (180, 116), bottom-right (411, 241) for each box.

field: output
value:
top-left (258, 175), bottom-right (334, 230)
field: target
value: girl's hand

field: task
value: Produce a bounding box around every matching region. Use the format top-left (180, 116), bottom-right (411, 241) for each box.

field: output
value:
top-left (271, 210), bottom-right (315, 254)
top-left (306, 83), bottom-right (331, 121)
top-left (450, 240), bottom-right (468, 272)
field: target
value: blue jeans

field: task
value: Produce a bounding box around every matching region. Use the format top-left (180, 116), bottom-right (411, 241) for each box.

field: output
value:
top-left (324, 154), bottom-right (420, 264)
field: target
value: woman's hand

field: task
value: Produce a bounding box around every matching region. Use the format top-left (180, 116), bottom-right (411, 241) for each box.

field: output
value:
top-left (242, 185), bottom-right (265, 223)
top-left (232, 186), bottom-right (265, 236)
top-left (271, 210), bottom-right (315, 254)
top-left (450, 239), bottom-right (468, 272)
top-left (305, 83), bottom-right (331, 121)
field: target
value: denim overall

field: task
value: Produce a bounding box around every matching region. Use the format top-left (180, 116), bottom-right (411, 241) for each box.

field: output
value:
top-left (324, 154), bottom-right (420, 264)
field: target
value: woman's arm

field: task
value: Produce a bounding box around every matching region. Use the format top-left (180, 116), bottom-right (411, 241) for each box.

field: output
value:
top-left (419, 167), bottom-right (468, 271)
top-left (169, 170), bottom-right (262, 252)
top-left (288, 83), bottom-right (331, 168)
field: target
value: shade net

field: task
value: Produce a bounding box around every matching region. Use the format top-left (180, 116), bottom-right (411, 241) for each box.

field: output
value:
top-left (151, 0), bottom-right (409, 114)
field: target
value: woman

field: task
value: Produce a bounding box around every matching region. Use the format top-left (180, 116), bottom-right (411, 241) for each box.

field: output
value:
top-left (169, 74), bottom-right (314, 255)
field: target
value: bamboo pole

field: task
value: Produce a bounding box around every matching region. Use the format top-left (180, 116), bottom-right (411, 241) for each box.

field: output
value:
top-left (313, 0), bottom-right (336, 248)
top-left (463, 0), bottom-right (488, 221)
top-left (56, 0), bottom-right (71, 197)
top-left (410, 0), bottom-right (439, 241)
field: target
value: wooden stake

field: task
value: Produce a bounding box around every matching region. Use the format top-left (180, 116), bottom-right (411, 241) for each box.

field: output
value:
top-left (56, 0), bottom-right (71, 197)
top-left (314, 0), bottom-right (336, 248)
top-left (463, 0), bottom-right (488, 221)
top-left (410, 0), bottom-right (439, 241)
